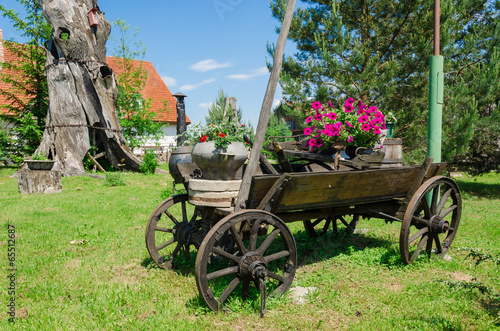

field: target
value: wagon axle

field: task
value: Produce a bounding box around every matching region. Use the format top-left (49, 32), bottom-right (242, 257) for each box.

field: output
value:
top-left (429, 216), bottom-right (450, 234)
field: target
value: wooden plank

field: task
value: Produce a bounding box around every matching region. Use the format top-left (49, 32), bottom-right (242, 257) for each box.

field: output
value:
top-left (247, 165), bottom-right (424, 212)
top-left (234, 0), bottom-right (297, 211)
top-left (394, 157), bottom-right (433, 219)
top-left (256, 174), bottom-right (291, 212)
top-left (273, 167), bottom-right (421, 212)
top-left (274, 140), bottom-right (293, 173)
top-left (86, 152), bottom-right (106, 173)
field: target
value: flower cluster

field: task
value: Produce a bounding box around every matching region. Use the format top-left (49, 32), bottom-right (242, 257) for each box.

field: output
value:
top-left (178, 122), bottom-right (253, 150)
top-left (304, 98), bottom-right (385, 151)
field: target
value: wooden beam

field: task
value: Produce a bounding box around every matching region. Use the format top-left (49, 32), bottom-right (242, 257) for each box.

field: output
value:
top-left (86, 152), bottom-right (106, 173)
top-left (234, 0), bottom-right (296, 211)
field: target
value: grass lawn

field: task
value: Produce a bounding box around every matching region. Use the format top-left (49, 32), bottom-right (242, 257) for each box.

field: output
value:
top-left (1, 167), bottom-right (499, 330)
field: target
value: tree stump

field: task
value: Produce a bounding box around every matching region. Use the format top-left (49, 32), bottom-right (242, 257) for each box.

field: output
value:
top-left (36, 0), bottom-right (142, 176)
top-left (17, 169), bottom-right (62, 194)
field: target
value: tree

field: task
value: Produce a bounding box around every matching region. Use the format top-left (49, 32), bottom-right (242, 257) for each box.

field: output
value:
top-left (0, 0), bottom-right (51, 161)
top-left (204, 88), bottom-right (255, 140)
top-left (35, 0), bottom-right (142, 176)
top-left (110, 19), bottom-right (166, 150)
top-left (205, 88), bottom-right (244, 126)
top-left (270, 0), bottom-right (500, 172)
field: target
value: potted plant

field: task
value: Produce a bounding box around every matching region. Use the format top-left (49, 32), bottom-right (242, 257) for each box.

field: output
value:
top-left (385, 112), bottom-right (397, 138)
top-left (25, 152), bottom-right (55, 171)
top-left (178, 122), bottom-right (253, 180)
top-left (303, 97), bottom-right (386, 158)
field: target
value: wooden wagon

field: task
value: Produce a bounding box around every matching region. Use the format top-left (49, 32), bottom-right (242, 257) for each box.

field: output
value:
top-left (144, 0), bottom-right (461, 315)
top-left (145, 154), bottom-right (461, 315)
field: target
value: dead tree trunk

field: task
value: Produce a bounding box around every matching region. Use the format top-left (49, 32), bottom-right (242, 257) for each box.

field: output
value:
top-left (37, 0), bottom-right (141, 176)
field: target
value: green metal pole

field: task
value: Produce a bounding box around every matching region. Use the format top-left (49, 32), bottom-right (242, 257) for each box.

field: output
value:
top-left (428, 0), bottom-right (443, 163)
top-left (428, 55), bottom-right (443, 162)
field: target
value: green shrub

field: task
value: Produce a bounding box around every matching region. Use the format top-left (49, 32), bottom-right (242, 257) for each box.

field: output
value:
top-left (140, 150), bottom-right (158, 174)
top-left (103, 172), bottom-right (125, 187)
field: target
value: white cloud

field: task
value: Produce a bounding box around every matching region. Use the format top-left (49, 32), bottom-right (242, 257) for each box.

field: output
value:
top-left (227, 66), bottom-right (269, 80)
top-left (161, 76), bottom-right (177, 87)
top-left (198, 102), bottom-right (214, 109)
top-left (189, 59), bottom-right (232, 72)
top-left (180, 78), bottom-right (216, 91)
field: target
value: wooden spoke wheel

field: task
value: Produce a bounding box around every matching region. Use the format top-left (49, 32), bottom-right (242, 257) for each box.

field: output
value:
top-left (400, 176), bottom-right (462, 264)
top-left (303, 214), bottom-right (360, 237)
top-left (145, 194), bottom-right (201, 269)
top-left (195, 210), bottom-right (297, 313)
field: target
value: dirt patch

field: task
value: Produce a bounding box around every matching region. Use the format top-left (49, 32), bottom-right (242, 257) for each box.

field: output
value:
top-left (65, 259), bottom-right (81, 269)
top-left (450, 272), bottom-right (475, 283)
top-left (110, 260), bottom-right (150, 284)
top-left (385, 282), bottom-right (403, 291)
top-left (16, 307), bottom-right (28, 319)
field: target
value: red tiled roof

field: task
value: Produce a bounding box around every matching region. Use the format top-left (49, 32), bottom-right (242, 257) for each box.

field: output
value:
top-left (106, 56), bottom-right (190, 124)
top-left (0, 35), bottom-right (28, 116)
top-left (0, 30), bottom-right (188, 124)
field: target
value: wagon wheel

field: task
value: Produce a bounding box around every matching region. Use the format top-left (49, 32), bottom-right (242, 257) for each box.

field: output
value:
top-left (145, 194), bottom-right (201, 269)
top-left (303, 214), bottom-right (360, 237)
top-left (400, 176), bottom-right (461, 265)
top-left (195, 210), bottom-right (297, 315)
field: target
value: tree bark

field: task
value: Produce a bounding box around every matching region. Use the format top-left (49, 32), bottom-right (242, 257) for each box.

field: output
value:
top-left (37, 0), bottom-right (141, 176)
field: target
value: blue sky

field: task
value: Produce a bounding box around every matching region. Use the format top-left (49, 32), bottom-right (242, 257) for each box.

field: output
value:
top-left (0, 0), bottom-right (299, 127)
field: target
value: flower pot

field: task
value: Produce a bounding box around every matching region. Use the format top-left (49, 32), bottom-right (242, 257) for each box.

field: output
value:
top-left (168, 145), bottom-right (193, 184)
top-left (191, 141), bottom-right (247, 180)
top-left (25, 160), bottom-right (55, 171)
top-left (386, 122), bottom-right (396, 138)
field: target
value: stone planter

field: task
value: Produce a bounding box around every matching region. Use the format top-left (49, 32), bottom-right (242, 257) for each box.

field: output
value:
top-left (168, 145), bottom-right (193, 184)
top-left (191, 141), bottom-right (247, 180)
top-left (25, 160), bottom-right (56, 171)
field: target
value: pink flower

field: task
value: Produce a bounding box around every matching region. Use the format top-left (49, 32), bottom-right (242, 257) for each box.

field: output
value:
top-left (323, 129), bottom-right (334, 137)
top-left (346, 121), bottom-right (353, 128)
top-left (314, 113), bottom-right (323, 121)
top-left (305, 116), bottom-right (313, 123)
top-left (308, 139), bottom-right (322, 148)
top-left (327, 112), bottom-right (337, 121)
top-left (347, 136), bottom-right (354, 143)
top-left (344, 103), bottom-right (354, 113)
top-left (311, 101), bottom-right (322, 109)
top-left (374, 111), bottom-right (384, 119)
top-left (372, 126), bottom-right (381, 135)
top-left (371, 118), bottom-right (383, 125)
top-left (359, 115), bottom-right (370, 123)
top-left (304, 127), bottom-right (313, 136)
top-left (361, 123), bottom-right (371, 131)
top-left (346, 97), bottom-right (355, 104)
top-left (368, 106), bottom-right (378, 113)
top-left (328, 101), bottom-right (333, 108)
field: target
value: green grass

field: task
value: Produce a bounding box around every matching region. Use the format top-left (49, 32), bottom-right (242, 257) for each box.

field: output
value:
top-left (1, 168), bottom-right (499, 330)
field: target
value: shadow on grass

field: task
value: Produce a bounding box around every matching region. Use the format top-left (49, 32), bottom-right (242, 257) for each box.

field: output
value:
top-left (455, 179), bottom-right (500, 199)
top-left (480, 295), bottom-right (500, 327)
top-left (293, 226), bottom-right (401, 268)
top-left (142, 224), bottom-right (406, 315)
